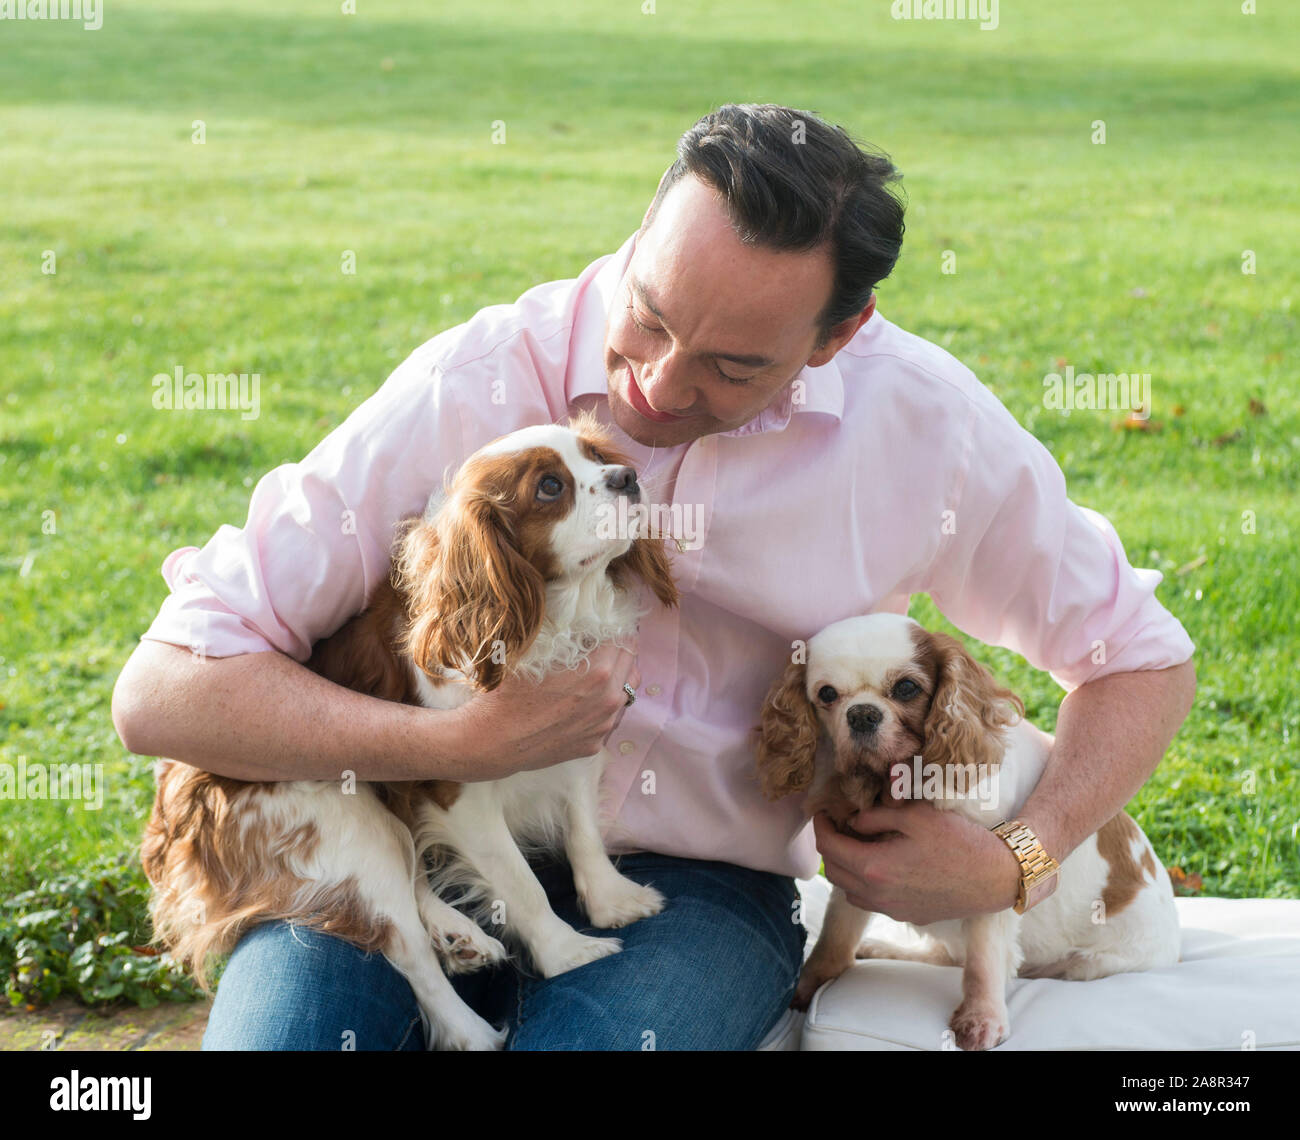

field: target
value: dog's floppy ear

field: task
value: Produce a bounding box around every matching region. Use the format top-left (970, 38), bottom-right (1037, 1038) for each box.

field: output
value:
top-left (755, 659), bottom-right (820, 800)
top-left (918, 629), bottom-right (1023, 773)
top-left (608, 536), bottom-right (679, 609)
top-left (397, 496), bottom-right (546, 692)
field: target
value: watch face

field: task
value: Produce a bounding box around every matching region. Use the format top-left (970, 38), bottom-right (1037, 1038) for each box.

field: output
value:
top-left (1026, 873), bottom-right (1059, 909)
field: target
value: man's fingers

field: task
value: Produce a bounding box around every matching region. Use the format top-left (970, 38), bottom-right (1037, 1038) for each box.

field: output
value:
top-left (813, 812), bottom-right (864, 861)
top-left (818, 855), bottom-right (874, 912)
top-left (819, 845), bottom-right (891, 914)
top-left (811, 811), bottom-right (850, 855)
top-left (612, 641), bottom-right (640, 692)
top-left (814, 809), bottom-right (892, 854)
top-left (848, 800), bottom-right (924, 835)
top-left (814, 814), bottom-right (873, 881)
top-left (813, 810), bottom-right (898, 913)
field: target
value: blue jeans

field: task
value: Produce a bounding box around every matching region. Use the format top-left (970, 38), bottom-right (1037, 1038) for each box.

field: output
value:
top-left (202, 852), bottom-right (806, 1050)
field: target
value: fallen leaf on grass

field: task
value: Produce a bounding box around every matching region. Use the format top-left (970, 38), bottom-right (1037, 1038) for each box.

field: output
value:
top-left (1114, 411), bottom-right (1161, 431)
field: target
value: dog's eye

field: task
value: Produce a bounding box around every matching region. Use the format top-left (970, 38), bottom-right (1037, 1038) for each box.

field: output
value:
top-left (892, 678), bottom-right (920, 700)
top-left (537, 474), bottom-right (565, 501)
top-left (817, 685), bottom-right (838, 704)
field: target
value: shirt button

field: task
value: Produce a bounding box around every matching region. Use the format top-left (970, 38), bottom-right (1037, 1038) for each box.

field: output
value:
top-left (618, 741), bottom-right (636, 755)
top-left (646, 684), bottom-right (662, 696)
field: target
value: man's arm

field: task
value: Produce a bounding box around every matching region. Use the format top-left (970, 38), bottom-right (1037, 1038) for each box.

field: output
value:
top-left (816, 658), bottom-right (1195, 924)
top-left (112, 638), bottom-right (641, 784)
top-left (1016, 656), bottom-right (1196, 873)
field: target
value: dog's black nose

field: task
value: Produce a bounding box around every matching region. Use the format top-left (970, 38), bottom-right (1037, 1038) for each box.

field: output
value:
top-left (604, 466), bottom-right (640, 500)
top-left (846, 704), bottom-right (884, 735)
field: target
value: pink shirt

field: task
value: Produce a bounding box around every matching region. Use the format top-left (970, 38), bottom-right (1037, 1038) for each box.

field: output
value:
top-left (143, 232), bottom-right (1195, 879)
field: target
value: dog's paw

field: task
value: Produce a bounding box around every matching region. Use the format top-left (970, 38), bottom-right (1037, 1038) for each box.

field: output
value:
top-left (949, 1001), bottom-right (1009, 1051)
top-left (434, 923), bottom-right (508, 975)
top-left (534, 931), bottom-right (623, 978)
top-left (436, 1011), bottom-right (508, 1052)
top-left (581, 879), bottom-right (666, 930)
top-left (790, 958), bottom-right (851, 1011)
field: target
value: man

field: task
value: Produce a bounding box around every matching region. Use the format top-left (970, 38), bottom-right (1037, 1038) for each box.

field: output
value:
top-left (112, 104), bottom-right (1195, 1050)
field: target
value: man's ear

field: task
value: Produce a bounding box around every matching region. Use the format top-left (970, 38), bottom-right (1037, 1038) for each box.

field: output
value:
top-left (806, 294), bottom-right (876, 369)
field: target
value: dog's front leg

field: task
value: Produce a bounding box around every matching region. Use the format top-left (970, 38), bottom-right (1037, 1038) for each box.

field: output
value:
top-left (565, 756), bottom-right (665, 929)
top-left (950, 911), bottom-right (1018, 1050)
top-left (416, 885), bottom-right (508, 975)
top-left (438, 798), bottom-right (622, 979)
top-left (792, 885), bottom-right (872, 1010)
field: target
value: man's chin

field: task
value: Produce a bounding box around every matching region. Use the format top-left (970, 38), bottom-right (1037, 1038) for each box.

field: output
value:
top-left (608, 385), bottom-right (699, 446)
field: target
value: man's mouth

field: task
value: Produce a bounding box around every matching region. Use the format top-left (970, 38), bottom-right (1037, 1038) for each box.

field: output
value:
top-left (623, 363), bottom-right (689, 424)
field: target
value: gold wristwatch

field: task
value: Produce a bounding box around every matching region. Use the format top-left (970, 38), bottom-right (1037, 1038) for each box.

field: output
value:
top-left (991, 819), bottom-right (1060, 914)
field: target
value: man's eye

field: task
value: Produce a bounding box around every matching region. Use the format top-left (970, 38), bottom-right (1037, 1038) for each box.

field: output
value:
top-left (627, 296), bottom-right (753, 384)
top-left (715, 362), bottom-right (754, 385)
top-left (817, 685), bottom-right (838, 704)
top-left (537, 474), bottom-right (565, 500)
top-left (627, 301), bottom-right (660, 334)
top-left (892, 679), bottom-right (920, 700)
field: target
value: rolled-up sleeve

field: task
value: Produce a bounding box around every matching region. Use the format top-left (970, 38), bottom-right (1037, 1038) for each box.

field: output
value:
top-left (925, 390), bottom-right (1195, 692)
top-left (141, 346), bottom-right (466, 661)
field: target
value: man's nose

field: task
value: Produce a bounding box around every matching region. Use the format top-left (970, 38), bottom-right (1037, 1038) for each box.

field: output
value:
top-left (640, 351), bottom-right (698, 416)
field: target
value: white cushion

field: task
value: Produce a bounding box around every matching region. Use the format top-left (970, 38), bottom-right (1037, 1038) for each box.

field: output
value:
top-left (770, 874), bottom-right (1300, 1051)
top-left (755, 1006), bottom-right (805, 1051)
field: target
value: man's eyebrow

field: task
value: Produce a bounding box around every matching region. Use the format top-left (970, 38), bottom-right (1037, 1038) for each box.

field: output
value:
top-left (630, 276), bottom-right (776, 368)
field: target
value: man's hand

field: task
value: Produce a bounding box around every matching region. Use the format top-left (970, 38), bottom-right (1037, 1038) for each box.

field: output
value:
top-left (452, 641), bottom-right (642, 780)
top-left (813, 801), bottom-right (1021, 925)
top-left (113, 637), bottom-right (641, 785)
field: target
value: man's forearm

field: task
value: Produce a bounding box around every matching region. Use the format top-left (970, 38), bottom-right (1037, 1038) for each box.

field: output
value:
top-left (1019, 658), bottom-right (1197, 864)
top-left (112, 639), bottom-right (476, 783)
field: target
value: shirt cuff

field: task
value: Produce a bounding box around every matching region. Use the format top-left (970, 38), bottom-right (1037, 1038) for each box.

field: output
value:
top-left (1045, 508), bottom-right (1196, 690)
top-left (139, 546), bottom-right (280, 659)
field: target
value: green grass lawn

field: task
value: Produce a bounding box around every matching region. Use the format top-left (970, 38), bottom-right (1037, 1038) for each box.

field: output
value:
top-left (1, 0), bottom-right (1296, 1003)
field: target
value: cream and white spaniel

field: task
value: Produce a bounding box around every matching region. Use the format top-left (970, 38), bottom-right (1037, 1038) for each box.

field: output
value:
top-left (756, 613), bottom-right (1179, 1050)
top-left (142, 410), bottom-right (678, 1050)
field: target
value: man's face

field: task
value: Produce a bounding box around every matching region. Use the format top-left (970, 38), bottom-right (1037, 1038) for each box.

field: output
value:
top-left (603, 174), bottom-right (860, 448)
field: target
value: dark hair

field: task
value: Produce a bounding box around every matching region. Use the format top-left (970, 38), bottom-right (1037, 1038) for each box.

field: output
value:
top-left (644, 104), bottom-right (906, 347)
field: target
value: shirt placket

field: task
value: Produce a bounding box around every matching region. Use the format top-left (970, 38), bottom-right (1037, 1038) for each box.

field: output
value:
top-left (601, 434), bottom-right (717, 842)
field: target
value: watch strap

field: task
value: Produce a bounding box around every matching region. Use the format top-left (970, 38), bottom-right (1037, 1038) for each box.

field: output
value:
top-left (991, 819), bottom-right (1060, 914)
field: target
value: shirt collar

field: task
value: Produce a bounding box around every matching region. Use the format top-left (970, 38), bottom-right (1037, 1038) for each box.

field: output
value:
top-left (568, 231), bottom-right (844, 436)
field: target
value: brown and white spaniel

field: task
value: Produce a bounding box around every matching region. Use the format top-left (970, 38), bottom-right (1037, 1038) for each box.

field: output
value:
top-left (142, 410), bottom-right (678, 1050)
top-left (756, 613), bottom-right (1179, 1050)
